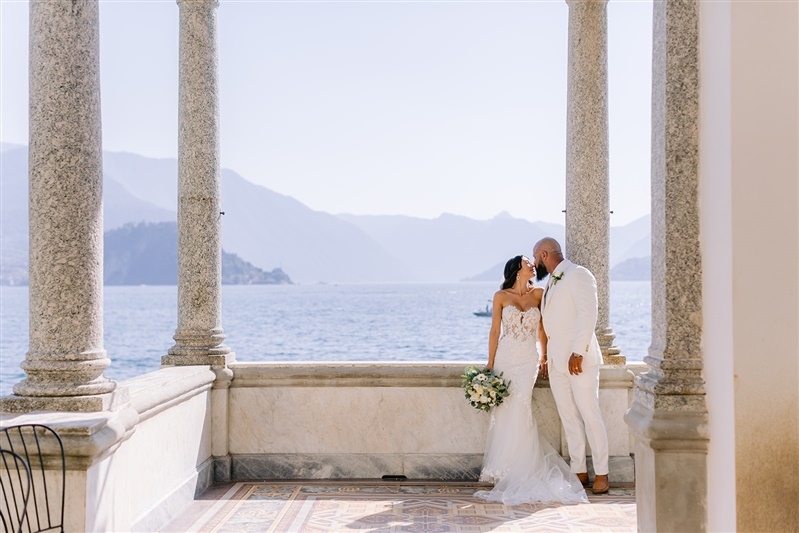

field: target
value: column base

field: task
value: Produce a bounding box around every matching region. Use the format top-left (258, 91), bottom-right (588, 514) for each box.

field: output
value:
top-left (599, 326), bottom-right (624, 365)
top-left (167, 329), bottom-right (234, 367)
top-left (0, 386), bottom-right (129, 413)
top-left (602, 353), bottom-right (627, 365)
top-left (13, 374), bottom-right (116, 398)
top-left (597, 328), bottom-right (621, 359)
top-left (625, 399), bottom-right (709, 532)
top-left (162, 352), bottom-right (235, 368)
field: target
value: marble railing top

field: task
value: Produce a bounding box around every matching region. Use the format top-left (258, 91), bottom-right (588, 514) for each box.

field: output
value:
top-left (227, 361), bottom-right (646, 389)
top-left (0, 366), bottom-right (216, 468)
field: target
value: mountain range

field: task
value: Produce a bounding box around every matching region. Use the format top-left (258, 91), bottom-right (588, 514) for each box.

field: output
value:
top-left (104, 222), bottom-right (291, 285)
top-left (1, 143), bottom-right (651, 284)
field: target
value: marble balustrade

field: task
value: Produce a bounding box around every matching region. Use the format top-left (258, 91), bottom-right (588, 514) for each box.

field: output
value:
top-left (223, 362), bottom-right (639, 482)
top-left (1, 367), bottom-right (215, 532)
top-left (0, 361), bottom-right (642, 532)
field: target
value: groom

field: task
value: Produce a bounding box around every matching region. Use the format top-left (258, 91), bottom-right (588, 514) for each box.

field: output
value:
top-left (533, 237), bottom-right (610, 495)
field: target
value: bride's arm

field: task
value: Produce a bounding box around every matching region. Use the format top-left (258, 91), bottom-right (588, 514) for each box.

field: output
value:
top-left (536, 288), bottom-right (549, 379)
top-left (538, 319), bottom-right (549, 379)
top-left (486, 292), bottom-right (503, 371)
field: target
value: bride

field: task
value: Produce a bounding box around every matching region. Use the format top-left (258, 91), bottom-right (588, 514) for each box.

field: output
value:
top-left (474, 255), bottom-right (588, 505)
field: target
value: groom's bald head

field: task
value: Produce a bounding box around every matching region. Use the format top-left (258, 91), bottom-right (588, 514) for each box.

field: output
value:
top-left (534, 237), bottom-right (562, 256)
top-left (533, 237), bottom-right (565, 279)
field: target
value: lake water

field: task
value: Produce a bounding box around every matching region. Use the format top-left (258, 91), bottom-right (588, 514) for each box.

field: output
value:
top-left (0, 282), bottom-right (651, 396)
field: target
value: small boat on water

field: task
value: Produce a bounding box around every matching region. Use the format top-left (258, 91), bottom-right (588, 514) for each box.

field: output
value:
top-left (473, 301), bottom-right (492, 317)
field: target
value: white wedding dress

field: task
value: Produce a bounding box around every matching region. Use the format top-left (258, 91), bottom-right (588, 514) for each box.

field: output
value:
top-left (474, 305), bottom-right (588, 505)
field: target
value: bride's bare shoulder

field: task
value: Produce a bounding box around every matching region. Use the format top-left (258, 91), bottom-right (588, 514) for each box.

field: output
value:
top-left (493, 289), bottom-right (512, 305)
top-left (529, 286), bottom-right (544, 305)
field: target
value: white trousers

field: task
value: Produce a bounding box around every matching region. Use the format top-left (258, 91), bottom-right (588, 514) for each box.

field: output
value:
top-left (548, 362), bottom-right (609, 476)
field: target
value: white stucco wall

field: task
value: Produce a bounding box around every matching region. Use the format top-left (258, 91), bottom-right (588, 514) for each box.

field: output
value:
top-left (700, 2), bottom-right (799, 531)
top-left (0, 367), bottom-right (215, 532)
top-left (79, 368), bottom-right (215, 532)
top-left (698, 2), bottom-right (736, 531)
top-left (122, 369), bottom-right (215, 532)
top-left (124, 389), bottom-right (213, 531)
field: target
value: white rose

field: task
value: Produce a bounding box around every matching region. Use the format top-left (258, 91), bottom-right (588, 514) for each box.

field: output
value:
top-left (480, 396), bottom-right (489, 403)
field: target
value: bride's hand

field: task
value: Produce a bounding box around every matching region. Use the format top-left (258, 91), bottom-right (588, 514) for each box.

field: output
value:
top-left (539, 359), bottom-right (548, 380)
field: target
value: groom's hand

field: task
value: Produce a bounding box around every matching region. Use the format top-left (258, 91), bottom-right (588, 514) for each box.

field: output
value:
top-left (569, 354), bottom-right (583, 375)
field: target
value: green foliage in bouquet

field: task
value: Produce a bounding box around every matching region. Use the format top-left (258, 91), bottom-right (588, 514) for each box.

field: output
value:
top-left (461, 365), bottom-right (511, 412)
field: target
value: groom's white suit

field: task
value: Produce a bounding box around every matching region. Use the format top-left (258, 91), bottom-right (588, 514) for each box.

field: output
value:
top-left (541, 259), bottom-right (609, 477)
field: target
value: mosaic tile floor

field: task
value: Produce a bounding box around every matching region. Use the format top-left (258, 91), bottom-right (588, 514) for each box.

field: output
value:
top-left (162, 481), bottom-right (636, 532)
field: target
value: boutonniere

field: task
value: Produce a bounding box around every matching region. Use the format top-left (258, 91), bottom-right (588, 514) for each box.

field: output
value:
top-left (552, 272), bottom-right (564, 285)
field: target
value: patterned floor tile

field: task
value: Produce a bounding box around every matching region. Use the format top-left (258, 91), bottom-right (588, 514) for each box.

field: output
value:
top-left (164, 482), bottom-right (636, 533)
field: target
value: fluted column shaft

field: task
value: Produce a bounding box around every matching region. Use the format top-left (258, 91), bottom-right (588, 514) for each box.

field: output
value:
top-left (564, 0), bottom-right (620, 360)
top-left (164, 0), bottom-right (232, 366)
top-left (624, 1), bottom-right (708, 531)
top-left (1, 0), bottom-right (118, 413)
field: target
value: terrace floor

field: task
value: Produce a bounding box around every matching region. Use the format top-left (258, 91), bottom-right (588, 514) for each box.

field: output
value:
top-left (162, 480), bottom-right (637, 532)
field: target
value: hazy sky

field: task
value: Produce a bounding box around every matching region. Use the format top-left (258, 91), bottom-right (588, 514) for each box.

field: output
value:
top-left (1, 0), bottom-right (652, 225)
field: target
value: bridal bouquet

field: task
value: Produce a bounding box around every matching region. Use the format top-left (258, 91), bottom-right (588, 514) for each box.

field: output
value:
top-left (461, 366), bottom-right (510, 412)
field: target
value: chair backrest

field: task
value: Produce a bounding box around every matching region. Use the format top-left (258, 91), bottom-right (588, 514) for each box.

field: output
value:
top-left (0, 449), bottom-right (32, 533)
top-left (0, 425), bottom-right (64, 533)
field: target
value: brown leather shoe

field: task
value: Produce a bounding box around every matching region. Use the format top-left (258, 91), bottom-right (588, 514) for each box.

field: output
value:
top-left (575, 472), bottom-right (590, 486)
top-left (592, 474), bottom-right (609, 494)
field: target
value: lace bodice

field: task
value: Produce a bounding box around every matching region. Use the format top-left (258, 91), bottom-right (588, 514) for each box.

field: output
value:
top-left (500, 305), bottom-right (540, 342)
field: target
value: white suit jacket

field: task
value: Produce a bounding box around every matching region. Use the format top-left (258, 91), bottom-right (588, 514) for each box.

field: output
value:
top-left (540, 259), bottom-right (602, 374)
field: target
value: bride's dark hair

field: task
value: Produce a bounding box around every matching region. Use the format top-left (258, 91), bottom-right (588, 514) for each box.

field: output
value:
top-left (501, 255), bottom-right (524, 290)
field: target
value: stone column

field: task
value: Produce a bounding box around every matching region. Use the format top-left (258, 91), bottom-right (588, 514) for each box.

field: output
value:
top-left (162, 0), bottom-right (232, 367)
top-left (0, 0), bottom-right (119, 413)
top-left (564, 0), bottom-right (621, 363)
top-left (624, 1), bottom-right (709, 531)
